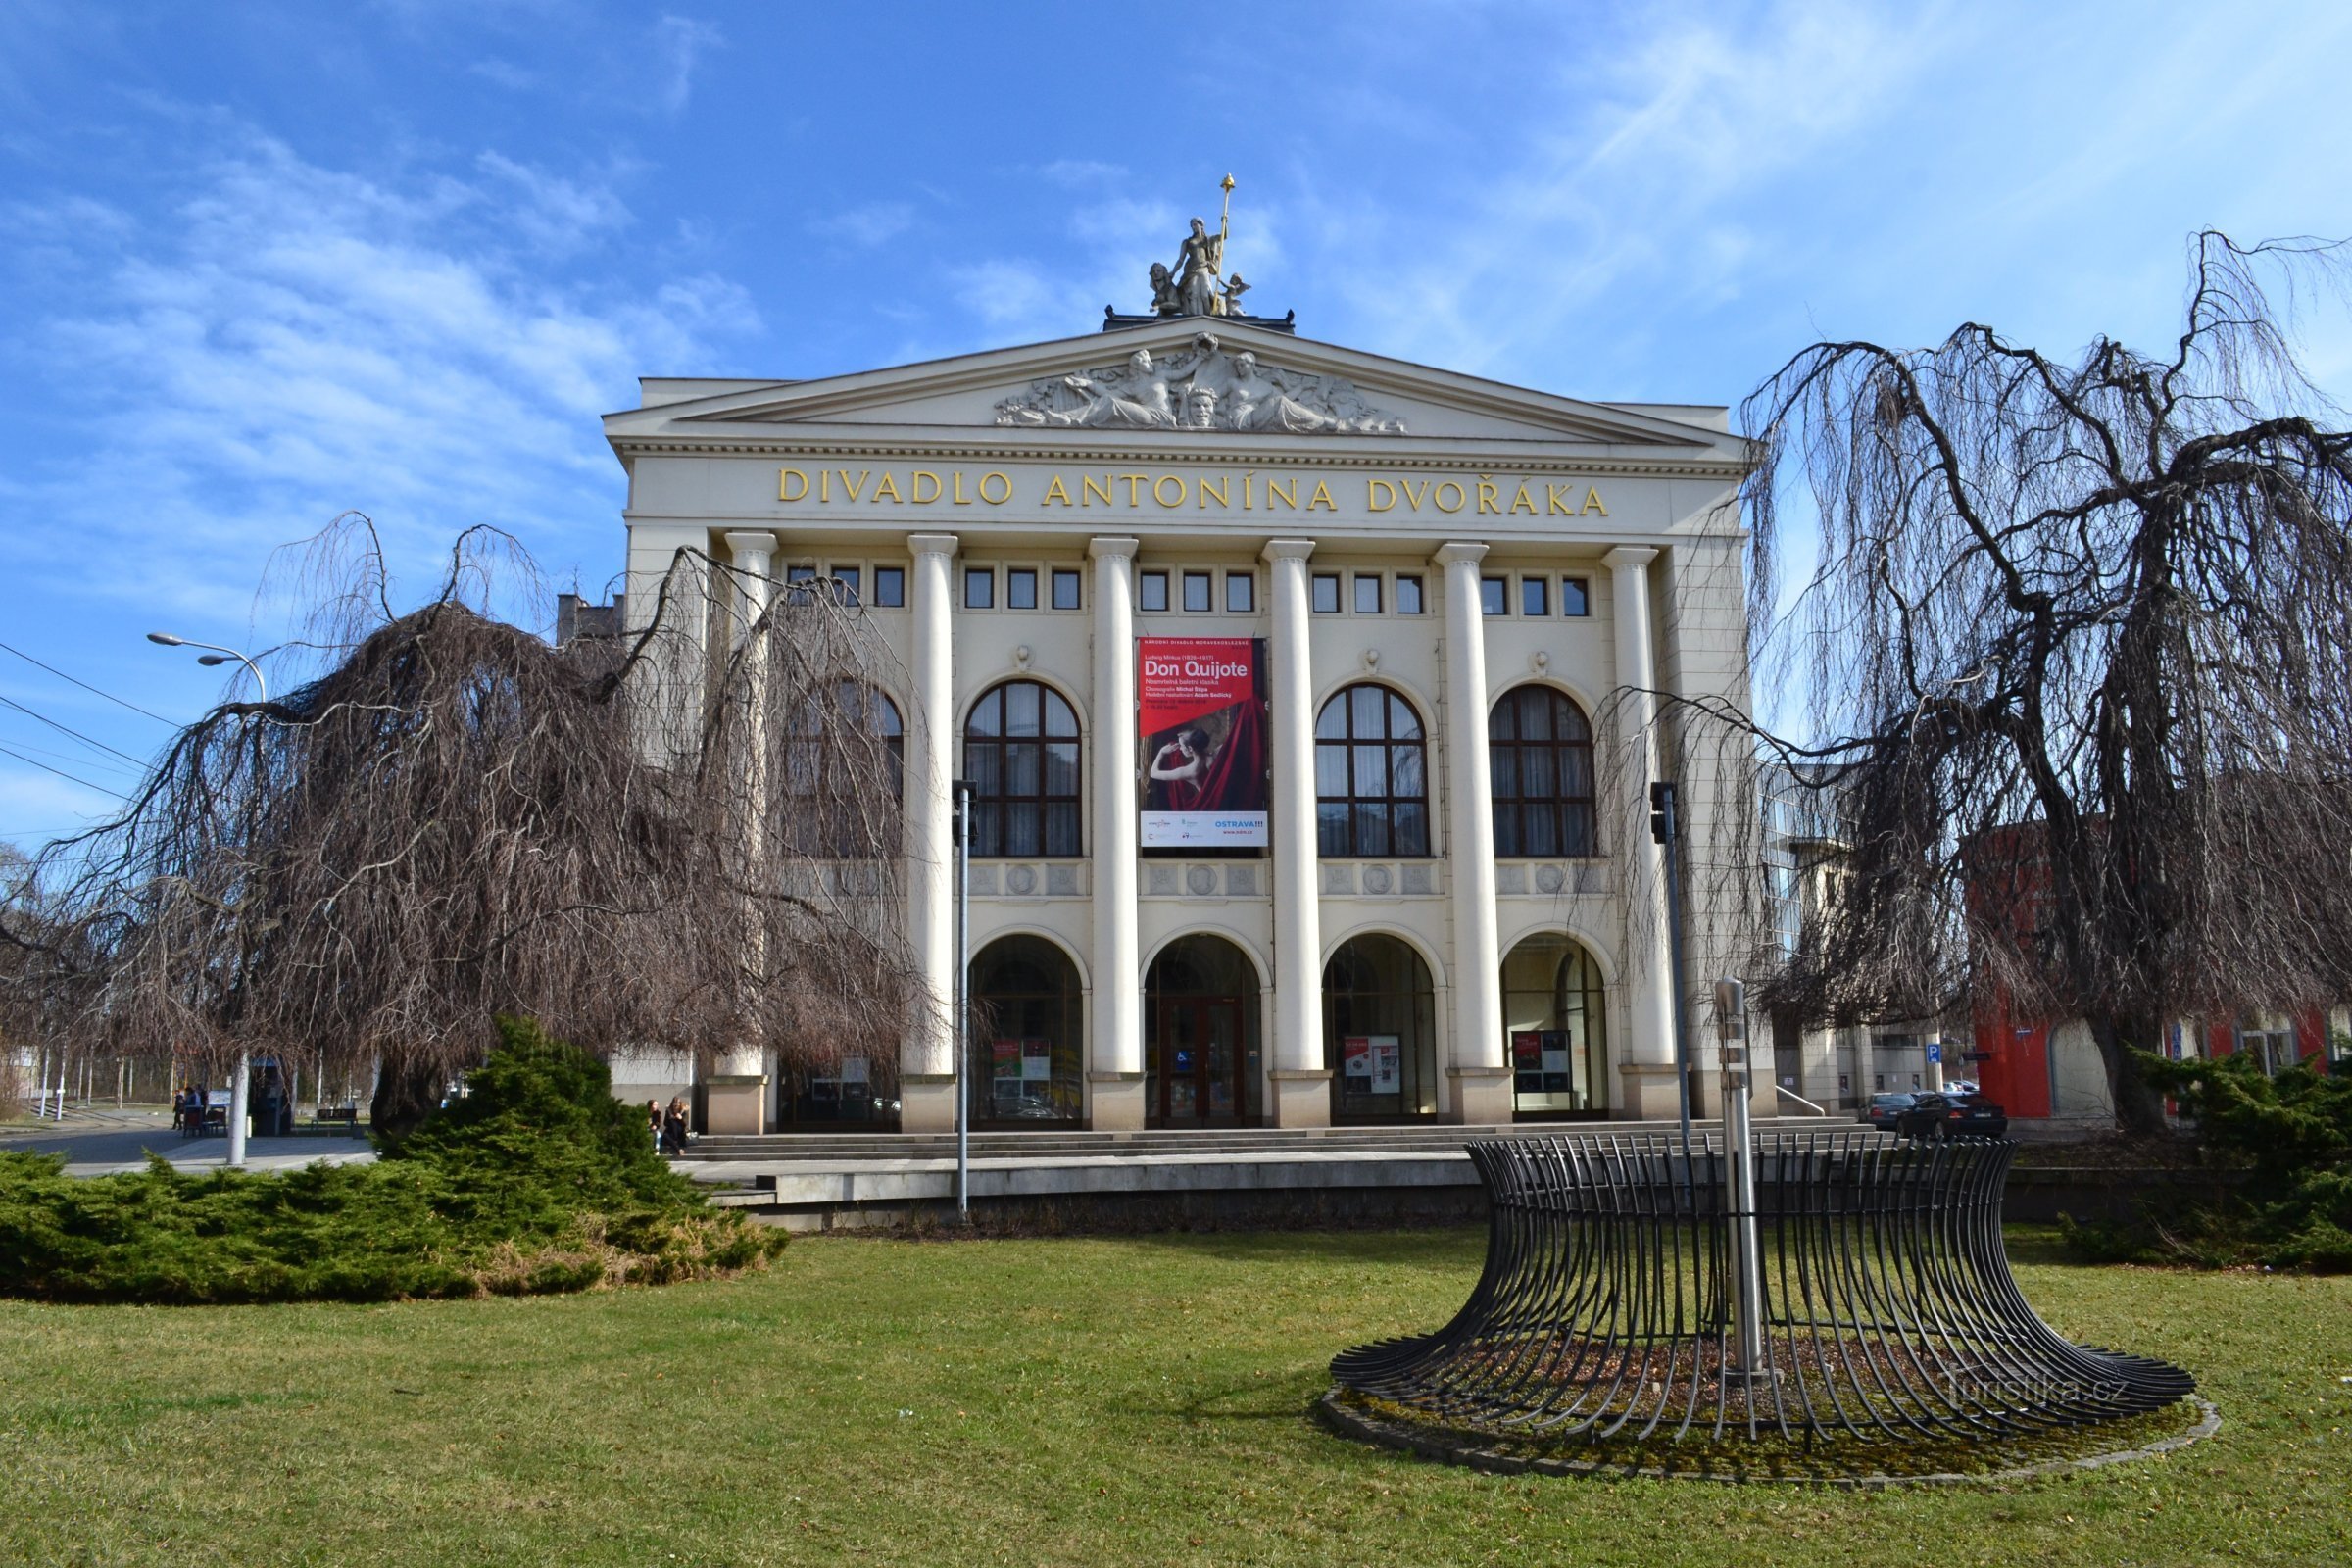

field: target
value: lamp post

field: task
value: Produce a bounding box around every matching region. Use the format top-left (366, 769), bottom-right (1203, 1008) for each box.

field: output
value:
top-left (952, 779), bottom-right (972, 1223)
top-left (147, 631), bottom-right (269, 1170)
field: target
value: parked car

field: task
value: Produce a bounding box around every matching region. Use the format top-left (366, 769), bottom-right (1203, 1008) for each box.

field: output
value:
top-left (1893, 1092), bottom-right (2009, 1140)
top-left (1861, 1092), bottom-right (1918, 1132)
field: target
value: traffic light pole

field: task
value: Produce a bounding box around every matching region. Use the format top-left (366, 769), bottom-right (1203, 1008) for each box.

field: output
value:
top-left (1651, 781), bottom-right (1694, 1156)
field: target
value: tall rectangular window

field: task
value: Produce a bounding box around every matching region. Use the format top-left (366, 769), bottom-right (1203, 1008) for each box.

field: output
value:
top-left (1182, 570), bottom-right (1212, 612)
top-left (964, 567), bottom-right (994, 610)
top-left (1224, 571), bottom-right (1254, 612)
top-left (1521, 576), bottom-right (1548, 617)
top-left (1353, 574), bottom-right (1383, 614)
top-left (1311, 573), bottom-right (1342, 613)
top-left (872, 566), bottom-right (906, 608)
top-left (1051, 568), bottom-right (1082, 610)
top-left (1561, 576), bottom-right (1591, 616)
top-left (1396, 574), bottom-right (1425, 614)
top-left (784, 564), bottom-right (818, 606)
top-left (1139, 570), bottom-right (1169, 612)
top-left (1007, 568), bottom-right (1038, 611)
top-left (1480, 576), bottom-right (1508, 615)
top-left (833, 567), bottom-right (860, 606)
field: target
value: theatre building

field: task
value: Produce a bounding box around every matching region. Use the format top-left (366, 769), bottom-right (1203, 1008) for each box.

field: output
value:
top-left (602, 309), bottom-right (1761, 1135)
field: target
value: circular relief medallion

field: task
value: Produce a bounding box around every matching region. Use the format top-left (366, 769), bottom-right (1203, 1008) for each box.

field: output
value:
top-left (1185, 865), bottom-right (1218, 895)
top-left (1535, 864), bottom-right (1566, 894)
top-left (1005, 865), bottom-right (1038, 895)
top-left (1362, 865), bottom-right (1395, 895)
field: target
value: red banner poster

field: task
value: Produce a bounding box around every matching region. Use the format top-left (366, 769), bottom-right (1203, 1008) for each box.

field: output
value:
top-left (1139, 637), bottom-right (1268, 847)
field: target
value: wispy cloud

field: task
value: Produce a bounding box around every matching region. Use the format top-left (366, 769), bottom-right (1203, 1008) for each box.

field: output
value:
top-left (652, 14), bottom-right (721, 115)
top-left (811, 200), bottom-right (915, 248)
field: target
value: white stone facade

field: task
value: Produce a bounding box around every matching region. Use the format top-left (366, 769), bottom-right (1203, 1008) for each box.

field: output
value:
top-left (603, 318), bottom-right (1759, 1133)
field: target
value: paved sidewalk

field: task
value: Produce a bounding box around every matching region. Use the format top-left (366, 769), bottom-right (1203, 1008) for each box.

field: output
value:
top-left (0, 1109), bottom-right (375, 1177)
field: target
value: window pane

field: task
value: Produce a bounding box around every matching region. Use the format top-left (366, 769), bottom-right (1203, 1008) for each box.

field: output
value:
top-left (1004, 681), bottom-right (1041, 737)
top-left (1006, 742), bottom-right (1042, 796)
top-left (873, 566), bottom-right (905, 607)
top-left (1046, 803), bottom-right (1081, 857)
top-left (1182, 570), bottom-right (1211, 611)
top-left (1007, 568), bottom-right (1038, 610)
top-left (1351, 745), bottom-right (1388, 799)
top-left (1387, 693), bottom-right (1423, 739)
top-left (1315, 697), bottom-right (1348, 740)
top-left (1315, 743), bottom-right (1348, 797)
top-left (1480, 577), bottom-right (1507, 615)
top-left (1355, 804), bottom-right (1392, 857)
top-left (966, 689), bottom-right (1001, 737)
top-left (1140, 570), bottom-right (1169, 612)
top-left (1052, 568), bottom-right (1081, 610)
top-left (1561, 576), bottom-right (1590, 616)
top-left (972, 802), bottom-right (1002, 857)
top-left (1350, 684), bottom-right (1384, 737)
top-left (1494, 805), bottom-right (1521, 858)
top-left (1525, 748), bottom-right (1558, 799)
top-left (964, 741), bottom-right (1001, 795)
top-left (1525, 804), bottom-right (1560, 858)
top-left (786, 564), bottom-right (817, 584)
top-left (1521, 577), bottom-right (1547, 616)
top-left (1353, 574), bottom-right (1382, 613)
top-left (1043, 690), bottom-right (1078, 738)
top-left (1394, 802), bottom-right (1429, 857)
top-left (1562, 749), bottom-right (1593, 797)
top-left (1317, 803), bottom-right (1350, 857)
top-left (964, 568), bottom-right (994, 609)
top-left (1558, 700), bottom-right (1592, 743)
top-left (1311, 573), bottom-right (1341, 613)
top-left (835, 568), bottom-right (860, 606)
top-left (1390, 744), bottom-right (1426, 800)
top-left (1523, 694), bottom-right (1553, 741)
top-left (1045, 741), bottom-right (1079, 796)
top-left (1489, 746), bottom-right (1520, 799)
top-left (1564, 805), bottom-right (1596, 858)
top-left (1396, 574), bottom-right (1424, 614)
top-left (1006, 803), bottom-right (1042, 857)
top-left (1225, 572), bottom-right (1254, 612)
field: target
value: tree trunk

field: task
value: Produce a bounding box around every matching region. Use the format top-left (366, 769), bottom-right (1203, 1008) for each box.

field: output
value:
top-left (2088, 1012), bottom-right (2169, 1138)
top-left (368, 1056), bottom-right (447, 1147)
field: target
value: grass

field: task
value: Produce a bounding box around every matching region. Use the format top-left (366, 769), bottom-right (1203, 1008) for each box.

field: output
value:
top-left (0, 1225), bottom-right (2345, 1567)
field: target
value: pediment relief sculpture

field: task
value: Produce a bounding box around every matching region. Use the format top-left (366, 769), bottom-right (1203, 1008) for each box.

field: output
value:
top-left (993, 335), bottom-right (1406, 435)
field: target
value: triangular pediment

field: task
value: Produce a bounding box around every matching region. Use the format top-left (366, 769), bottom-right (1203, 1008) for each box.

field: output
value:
top-left (604, 319), bottom-right (1745, 460)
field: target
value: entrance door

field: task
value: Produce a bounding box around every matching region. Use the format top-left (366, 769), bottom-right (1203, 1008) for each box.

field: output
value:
top-left (1156, 994), bottom-right (1246, 1126)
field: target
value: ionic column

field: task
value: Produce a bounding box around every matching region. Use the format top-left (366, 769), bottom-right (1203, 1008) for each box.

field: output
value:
top-left (1435, 543), bottom-right (1511, 1125)
top-left (1262, 540), bottom-right (1330, 1128)
top-left (710, 530), bottom-right (778, 1135)
top-left (900, 533), bottom-right (961, 1134)
top-left (1605, 545), bottom-right (1679, 1120)
top-left (1087, 537), bottom-right (1146, 1130)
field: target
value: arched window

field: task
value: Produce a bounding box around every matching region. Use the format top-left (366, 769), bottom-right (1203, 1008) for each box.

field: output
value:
top-left (780, 683), bottom-right (903, 858)
top-left (1489, 686), bottom-right (1597, 858)
top-left (964, 679), bottom-right (1082, 857)
top-left (970, 935), bottom-right (1083, 1125)
top-left (1324, 934), bottom-right (1439, 1119)
top-left (1315, 684), bottom-right (1430, 857)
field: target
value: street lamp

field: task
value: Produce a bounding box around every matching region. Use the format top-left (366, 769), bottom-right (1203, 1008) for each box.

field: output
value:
top-left (148, 630), bottom-right (270, 1169)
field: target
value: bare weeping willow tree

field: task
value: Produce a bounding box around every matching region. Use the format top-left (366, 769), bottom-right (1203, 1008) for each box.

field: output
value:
top-left (1723, 232), bottom-right (2352, 1133)
top-left (0, 517), bottom-right (918, 1137)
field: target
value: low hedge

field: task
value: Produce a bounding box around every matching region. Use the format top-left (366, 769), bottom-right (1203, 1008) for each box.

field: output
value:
top-left (0, 1017), bottom-right (784, 1303)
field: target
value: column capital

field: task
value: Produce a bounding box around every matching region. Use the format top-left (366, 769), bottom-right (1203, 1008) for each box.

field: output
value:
top-left (1432, 540), bottom-right (1489, 568)
top-left (1602, 545), bottom-right (1658, 569)
top-left (722, 529), bottom-right (778, 558)
top-left (906, 532), bottom-right (962, 559)
top-left (1261, 538), bottom-right (1317, 564)
top-left (1087, 535), bottom-right (1141, 561)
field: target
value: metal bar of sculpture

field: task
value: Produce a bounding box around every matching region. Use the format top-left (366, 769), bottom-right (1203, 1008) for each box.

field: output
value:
top-left (1332, 1132), bottom-right (2192, 1446)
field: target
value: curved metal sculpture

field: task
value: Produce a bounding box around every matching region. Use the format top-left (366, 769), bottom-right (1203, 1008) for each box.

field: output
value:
top-left (1332, 1132), bottom-right (2192, 1446)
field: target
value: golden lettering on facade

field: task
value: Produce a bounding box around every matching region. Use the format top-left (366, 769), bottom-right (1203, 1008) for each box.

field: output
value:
top-left (1266, 476), bottom-right (1298, 510)
top-left (1082, 474), bottom-right (1114, 508)
top-left (1510, 483), bottom-right (1538, 515)
top-left (1153, 475), bottom-right (1186, 508)
top-left (1434, 480), bottom-right (1466, 513)
top-left (770, 465), bottom-right (1602, 516)
top-left (1476, 478), bottom-right (1500, 514)
top-left (1200, 475), bottom-right (1230, 509)
top-left (910, 470), bottom-right (942, 504)
top-left (870, 471), bottom-right (903, 504)
top-left (1367, 478), bottom-right (1396, 512)
top-left (1307, 479), bottom-right (1337, 512)
top-left (1583, 486), bottom-right (1607, 516)
top-left (978, 471), bottom-right (1013, 505)
top-left (837, 469), bottom-right (871, 502)
top-left (1547, 483), bottom-right (1574, 515)
top-left (1042, 474), bottom-right (1074, 507)
top-left (779, 467), bottom-right (810, 502)
top-left (1119, 473), bottom-right (1150, 506)
top-left (953, 471), bottom-right (973, 505)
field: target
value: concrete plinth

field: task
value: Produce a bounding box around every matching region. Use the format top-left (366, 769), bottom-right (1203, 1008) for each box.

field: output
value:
top-left (1088, 1071), bottom-right (1147, 1131)
top-left (1616, 1063), bottom-right (1686, 1122)
top-left (1268, 1068), bottom-right (1334, 1128)
top-left (899, 1073), bottom-right (957, 1134)
top-left (703, 1075), bottom-right (769, 1136)
top-left (1446, 1065), bottom-right (1513, 1125)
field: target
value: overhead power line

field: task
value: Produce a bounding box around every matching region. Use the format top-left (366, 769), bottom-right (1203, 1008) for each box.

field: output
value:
top-left (0, 743), bottom-right (128, 800)
top-left (0, 637), bottom-right (174, 725)
top-left (0, 692), bottom-right (148, 766)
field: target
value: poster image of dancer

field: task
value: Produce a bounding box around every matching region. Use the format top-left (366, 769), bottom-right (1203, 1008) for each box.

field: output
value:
top-left (1138, 636), bottom-right (1268, 847)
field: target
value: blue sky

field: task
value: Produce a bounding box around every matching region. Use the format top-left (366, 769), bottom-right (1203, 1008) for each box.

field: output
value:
top-left (3, 0), bottom-right (2349, 849)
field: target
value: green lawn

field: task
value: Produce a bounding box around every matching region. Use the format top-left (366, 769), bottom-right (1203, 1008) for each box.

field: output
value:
top-left (1, 1226), bottom-right (2345, 1567)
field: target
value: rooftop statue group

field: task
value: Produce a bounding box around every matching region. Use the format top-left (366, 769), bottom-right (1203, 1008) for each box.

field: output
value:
top-left (997, 180), bottom-right (1404, 435)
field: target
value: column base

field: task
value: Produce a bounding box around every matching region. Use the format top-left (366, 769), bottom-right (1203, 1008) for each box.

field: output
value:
top-left (703, 1075), bottom-right (769, 1136)
top-left (1087, 1071), bottom-right (1147, 1132)
top-left (1268, 1068), bottom-right (1333, 1129)
top-left (1446, 1065), bottom-right (1513, 1126)
top-left (899, 1073), bottom-right (957, 1134)
top-left (1615, 1062), bottom-right (1688, 1122)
